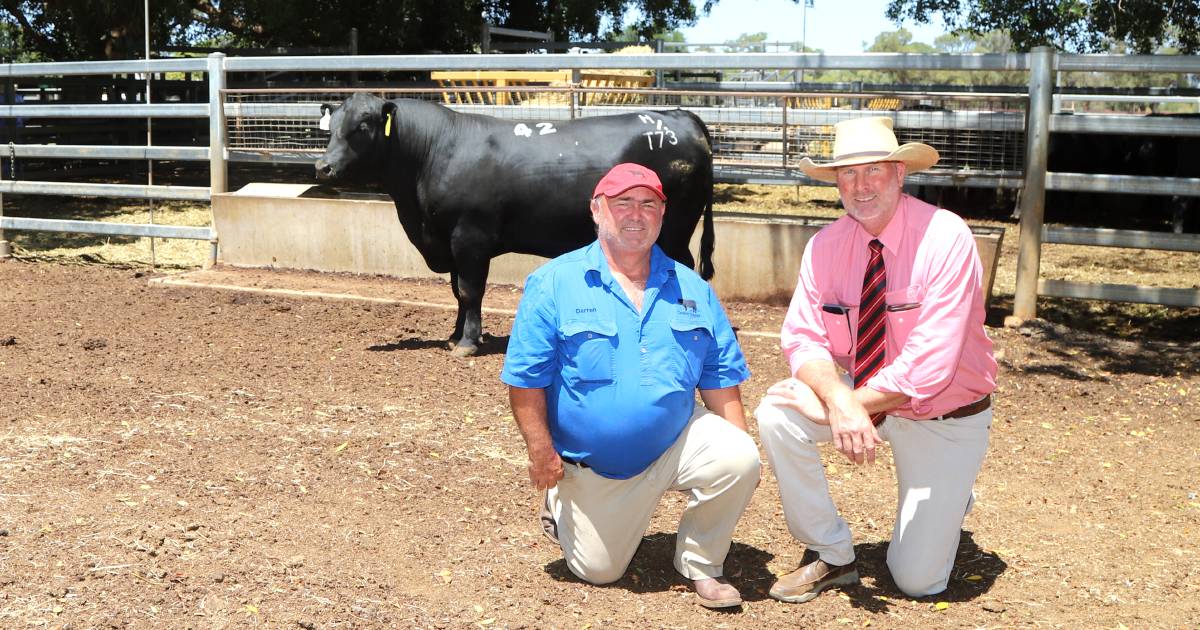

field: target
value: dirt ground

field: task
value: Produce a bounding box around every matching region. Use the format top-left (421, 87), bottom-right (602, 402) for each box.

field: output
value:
top-left (2, 256), bottom-right (1198, 629)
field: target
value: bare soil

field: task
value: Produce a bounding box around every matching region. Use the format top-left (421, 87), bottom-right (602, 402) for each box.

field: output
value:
top-left (2, 259), bottom-right (1198, 629)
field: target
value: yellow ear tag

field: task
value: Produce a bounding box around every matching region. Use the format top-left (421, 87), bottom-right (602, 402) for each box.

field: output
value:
top-left (384, 112), bottom-right (393, 137)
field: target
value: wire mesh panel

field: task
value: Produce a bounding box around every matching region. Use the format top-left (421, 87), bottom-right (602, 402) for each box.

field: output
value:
top-left (223, 86), bottom-right (1028, 182)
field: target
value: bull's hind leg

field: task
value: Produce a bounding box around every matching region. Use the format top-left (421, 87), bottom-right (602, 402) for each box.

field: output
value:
top-left (449, 256), bottom-right (491, 358)
top-left (448, 271), bottom-right (467, 348)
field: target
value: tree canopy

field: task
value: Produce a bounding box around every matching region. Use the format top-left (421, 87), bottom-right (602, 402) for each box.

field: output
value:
top-left (0, 0), bottom-right (702, 61)
top-left (885, 0), bottom-right (1200, 53)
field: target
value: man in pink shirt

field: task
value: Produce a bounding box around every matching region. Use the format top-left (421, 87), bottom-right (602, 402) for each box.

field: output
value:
top-left (755, 117), bottom-right (997, 602)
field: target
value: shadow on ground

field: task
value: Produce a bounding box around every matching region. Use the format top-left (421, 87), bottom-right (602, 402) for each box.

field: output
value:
top-left (369, 334), bottom-right (510, 357)
top-left (541, 529), bottom-right (1003, 612)
top-left (988, 294), bottom-right (1199, 377)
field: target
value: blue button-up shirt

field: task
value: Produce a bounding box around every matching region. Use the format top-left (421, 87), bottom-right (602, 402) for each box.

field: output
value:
top-left (501, 241), bottom-right (750, 479)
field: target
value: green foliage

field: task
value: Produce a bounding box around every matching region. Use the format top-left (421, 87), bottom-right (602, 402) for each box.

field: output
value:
top-left (0, 0), bottom-right (701, 60)
top-left (886, 0), bottom-right (1200, 53)
top-left (613, 24), bottom-right (687, 44)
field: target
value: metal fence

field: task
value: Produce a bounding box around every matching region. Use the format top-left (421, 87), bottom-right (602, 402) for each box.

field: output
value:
top-left (1, 51), bottom-right (1199, 313)
top-left (224, 85), bottom-right (1027, 183)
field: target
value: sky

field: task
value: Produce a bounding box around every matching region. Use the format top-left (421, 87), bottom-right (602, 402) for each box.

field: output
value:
top-left (678, 0), bottom-right (950, 54)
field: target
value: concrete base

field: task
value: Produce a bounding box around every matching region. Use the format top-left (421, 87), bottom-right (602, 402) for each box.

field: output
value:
top-left (212, 183), bottom-right (1003, 304)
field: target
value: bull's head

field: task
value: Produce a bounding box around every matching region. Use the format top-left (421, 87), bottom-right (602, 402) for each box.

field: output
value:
top-left (314, 92), bottom-right (396, 183)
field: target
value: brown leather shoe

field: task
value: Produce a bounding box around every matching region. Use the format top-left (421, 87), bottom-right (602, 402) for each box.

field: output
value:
top-left (769, 549), bottom-right (859, 603)
top-left (688, 576), bottom-right (743, 609)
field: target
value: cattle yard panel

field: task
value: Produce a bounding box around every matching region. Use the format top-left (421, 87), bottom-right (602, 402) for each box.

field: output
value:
top-left (2, 51), bottom-right (1200, 315)
top-left (222, 86), bottom-right (1028, 187)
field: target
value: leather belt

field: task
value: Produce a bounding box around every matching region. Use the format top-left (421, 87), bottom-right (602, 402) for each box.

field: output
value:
top-left (935, 395), bottom-right (992, 420)
top-left (561, 456), bottom-right (590, 469)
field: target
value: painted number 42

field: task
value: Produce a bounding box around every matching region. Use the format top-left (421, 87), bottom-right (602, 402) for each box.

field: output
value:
top-left (513, 122), bottom-right (557, 137)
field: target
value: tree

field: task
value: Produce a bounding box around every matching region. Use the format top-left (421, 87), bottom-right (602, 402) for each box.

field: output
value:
top-left (0, 1), bottom-right (197, 61)
top-left (0, 0), bottom-right (703, 61)
top-left (886, 0), bottom-right (1200, 53)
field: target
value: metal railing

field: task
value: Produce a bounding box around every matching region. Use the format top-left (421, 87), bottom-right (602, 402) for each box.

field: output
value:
top-left (0, 50), bottom-right (1197, 313)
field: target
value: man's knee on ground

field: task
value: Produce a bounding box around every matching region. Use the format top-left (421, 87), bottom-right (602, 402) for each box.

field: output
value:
top-left (566, 558), bottom-right (627, 586)
top-left (888, 560), bottom-right (949, 599)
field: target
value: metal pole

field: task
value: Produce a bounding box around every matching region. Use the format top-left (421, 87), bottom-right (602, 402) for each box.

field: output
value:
top-left (654, 39), bottom-right (663, 88)
top-left (1010, 46), bottom-right (1055, 325)
top-left (0, 143), bottom-right (8, 259)
top-left (349, 28), bottom-right (359, 86)
top-left (145, 0), bottom-right (156, 267)
top-left (207, 52), bottom-right (226, 267)
top-left (570, 69), bottom-right (580, 119)
top-left (800, 1), bottom-right (808, 85)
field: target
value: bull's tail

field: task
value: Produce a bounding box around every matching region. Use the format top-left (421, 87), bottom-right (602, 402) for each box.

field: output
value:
top-left (699, 169), bottom-right (715, 280)
top-left (699, 118), bottom-right (716, 281)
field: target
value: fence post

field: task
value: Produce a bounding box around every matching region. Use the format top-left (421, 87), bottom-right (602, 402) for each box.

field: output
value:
top-left (0, 153), bottom-right (8, 259)
top-left (570, 69), bottom-right (581, 119)
top-left (654, 39), bottom-right (664, 88)
top-left (207, 52), bottom-right (227, 266)
top-left (0, 79), bottom-right (9, 259)
top-left (1010, 45), bottom-right (1055, 325)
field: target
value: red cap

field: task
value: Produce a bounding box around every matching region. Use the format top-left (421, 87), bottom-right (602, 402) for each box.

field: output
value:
top-left (592, 163), bottom-right (666, 201)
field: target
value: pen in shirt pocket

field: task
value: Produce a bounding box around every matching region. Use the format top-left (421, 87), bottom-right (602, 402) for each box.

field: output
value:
top-left (820, 303), bottom-right (854, 352)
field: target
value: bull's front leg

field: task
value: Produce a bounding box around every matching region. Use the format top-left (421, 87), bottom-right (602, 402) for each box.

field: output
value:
top-left (448, 253), bottom-right (491, 358)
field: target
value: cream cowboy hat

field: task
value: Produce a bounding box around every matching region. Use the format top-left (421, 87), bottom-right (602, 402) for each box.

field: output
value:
top-left (798, 116), bottom-right (939, 184)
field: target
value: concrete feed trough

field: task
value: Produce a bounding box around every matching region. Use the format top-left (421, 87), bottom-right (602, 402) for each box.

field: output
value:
top-left (211, 183), bottom-right (1003, 305)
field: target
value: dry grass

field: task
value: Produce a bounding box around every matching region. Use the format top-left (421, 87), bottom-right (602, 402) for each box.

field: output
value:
top-left (3, 198), bottom-right (211, 269)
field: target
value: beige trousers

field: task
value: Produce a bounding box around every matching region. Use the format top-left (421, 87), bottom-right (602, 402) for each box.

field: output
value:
top-left (755, 396), bottom-right (991, 597)
top-left (546, 407), bottom-right (761, 584)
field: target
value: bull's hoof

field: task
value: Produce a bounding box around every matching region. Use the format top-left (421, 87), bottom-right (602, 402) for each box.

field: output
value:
top-left (451, 343), bottom-right (479, 358)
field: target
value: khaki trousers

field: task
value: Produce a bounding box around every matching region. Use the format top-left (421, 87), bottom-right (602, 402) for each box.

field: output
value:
top-left (755, 397), bottom-right (991, 597)
top-left (546, 407), bottom-right (761, 584)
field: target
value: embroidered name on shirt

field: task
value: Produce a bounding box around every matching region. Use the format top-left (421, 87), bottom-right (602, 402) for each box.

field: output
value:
top-left (575, 307), bottom-right (597, 314)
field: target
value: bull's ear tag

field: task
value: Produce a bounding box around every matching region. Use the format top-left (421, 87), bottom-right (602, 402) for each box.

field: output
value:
top-left (318, 110), bottom-right (330, 131)
top-left (384, 112), bottom-right (393, 137)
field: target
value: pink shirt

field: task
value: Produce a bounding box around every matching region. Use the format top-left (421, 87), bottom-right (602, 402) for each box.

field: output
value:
top-left (781, 194), bottom-right (997, 419)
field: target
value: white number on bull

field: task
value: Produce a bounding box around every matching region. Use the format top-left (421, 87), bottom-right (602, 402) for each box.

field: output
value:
top-left (514, 122), bottom-right (557, 138)
top-left (637, 115), bottom-right (678, 150)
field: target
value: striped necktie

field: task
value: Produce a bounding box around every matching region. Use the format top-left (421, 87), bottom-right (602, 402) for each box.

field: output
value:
top-left (854, 239), bottom-right (887, 426)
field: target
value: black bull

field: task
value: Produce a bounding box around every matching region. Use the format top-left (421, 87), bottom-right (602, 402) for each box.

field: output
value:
top-left (314, 93), bottom-right (714, 356)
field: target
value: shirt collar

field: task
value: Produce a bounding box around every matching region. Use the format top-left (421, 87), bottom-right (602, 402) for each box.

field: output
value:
top-left (583, 240), bottom-right (674, 288)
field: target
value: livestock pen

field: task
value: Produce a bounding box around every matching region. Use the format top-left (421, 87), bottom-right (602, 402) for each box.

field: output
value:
top-left (1, 50), bottom-right (1199, 314)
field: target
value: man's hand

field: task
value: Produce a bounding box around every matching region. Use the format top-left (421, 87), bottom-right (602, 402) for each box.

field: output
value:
top-left (824, 388), bottom-right (881, 466)
top-left (527, 445), bottom-right (565, 490)
top-left (509, 386), bottom-right (564, 489)
top-left (763, 378), bottom-right (829, 423)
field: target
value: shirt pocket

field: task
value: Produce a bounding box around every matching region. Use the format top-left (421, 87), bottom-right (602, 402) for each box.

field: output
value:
top-left (884, 284), bottom-right (925, 347)
top-left (668, 316), bottom-right (714, 387)
top-left (560, 319), bottom-right (617, 384)
top-left (819, 306), bottom-right (853, 358)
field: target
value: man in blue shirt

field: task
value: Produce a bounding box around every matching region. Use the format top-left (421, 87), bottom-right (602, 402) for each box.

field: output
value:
top-left (501, 163), bottom-right (760, 609)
